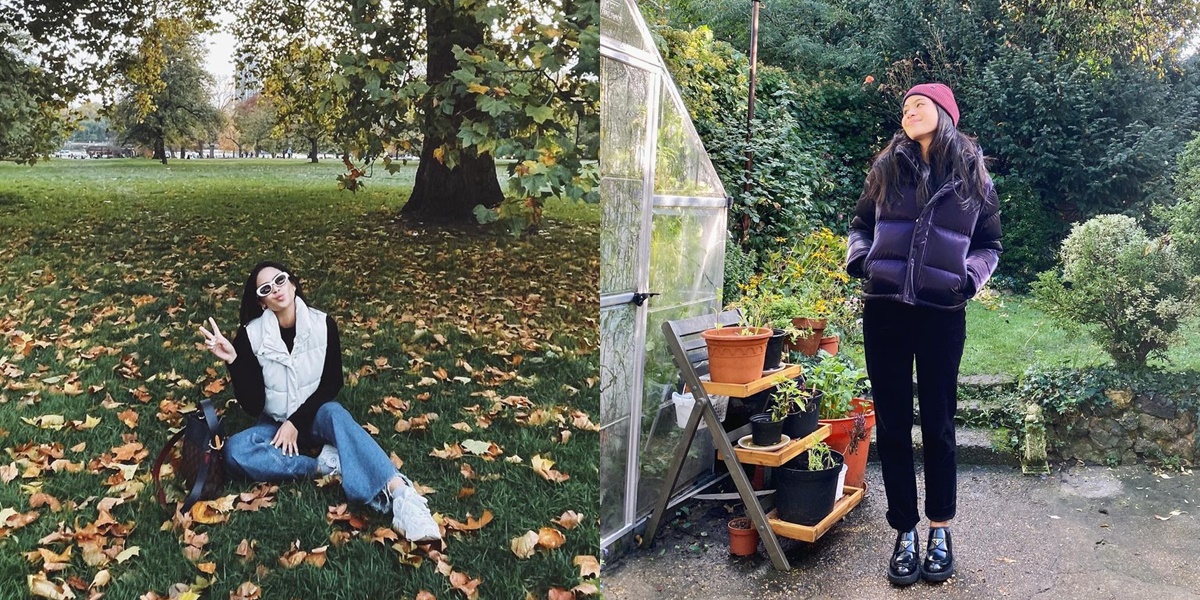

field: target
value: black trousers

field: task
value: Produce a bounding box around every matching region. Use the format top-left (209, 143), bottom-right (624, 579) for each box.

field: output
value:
top-left (862, 299), bottom-right (966, 532)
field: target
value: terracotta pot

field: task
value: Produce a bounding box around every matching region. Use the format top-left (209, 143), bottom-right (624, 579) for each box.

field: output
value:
top-left (786, 317), bottom-right (827, 356)
top-left (818, 398), bottom-right (875, 489)
top-left (728, 517), bottom-right (759, 556)
top-left (702, 327), bottom-right (772, 384)
top-left (818, 334), bottom-right (840, 355)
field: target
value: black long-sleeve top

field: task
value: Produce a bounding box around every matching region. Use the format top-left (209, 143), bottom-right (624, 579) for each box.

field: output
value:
top-left (226, 315), bottom-right (343, 433)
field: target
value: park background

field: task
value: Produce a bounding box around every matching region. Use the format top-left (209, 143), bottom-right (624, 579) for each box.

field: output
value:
top-left (1, 1), bottom-right (600, 599)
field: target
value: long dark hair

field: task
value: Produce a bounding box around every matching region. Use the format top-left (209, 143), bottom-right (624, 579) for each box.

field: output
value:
top-left (861, 105), bottom-right (991, 208)
top-left (239, 260), bottom-right (306, 326)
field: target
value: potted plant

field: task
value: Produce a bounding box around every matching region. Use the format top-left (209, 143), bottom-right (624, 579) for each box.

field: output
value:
top-left (771, 375), bottom-right (820, 440)
top-left (727, 516), bottom-right (758, 556)
top-left (818, 324), bottom-right (841, 355)
top-left (730, 290), bottom-right (797, 372)
top-left (748, 391), bottom-right (789, 446)
top-left (775, 442), bottom-right (845, 525)
top-left (701, 313), bottom-right (773, 384)
top-left (808, 352), bottom-right (874, 489)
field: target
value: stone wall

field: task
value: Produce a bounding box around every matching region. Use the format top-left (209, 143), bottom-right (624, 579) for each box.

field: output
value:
top-left (1044, 389), bottom-right (1199, 466)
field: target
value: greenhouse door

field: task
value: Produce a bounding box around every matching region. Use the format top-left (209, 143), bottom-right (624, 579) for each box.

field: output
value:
top-left (600, 0), bottom-right (729, 551)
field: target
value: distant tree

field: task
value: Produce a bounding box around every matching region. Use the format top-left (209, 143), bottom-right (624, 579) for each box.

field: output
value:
top-left (110, 19), bottom-right (221, 164)
top-left (0, 31), bottom-right (72, 163)
top-left (232, 94), bottom-right (278, 157)
top-left (262, 42), bottom-right (341, 164)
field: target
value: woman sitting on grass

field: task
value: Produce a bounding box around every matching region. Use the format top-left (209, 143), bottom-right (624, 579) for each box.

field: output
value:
top-left (198, 260), bottom-right (440, 543)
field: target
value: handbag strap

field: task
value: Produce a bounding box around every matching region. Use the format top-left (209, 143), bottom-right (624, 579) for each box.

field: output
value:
top-left (152, 426), bottom-right (188, 508)
top-left (153, 399), bottom-right (225, 512)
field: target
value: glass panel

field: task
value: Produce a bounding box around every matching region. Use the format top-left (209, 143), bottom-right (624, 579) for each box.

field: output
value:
top-left (600, 177), bottom-right (642, 296)
top-left (600, 303), bottom-right (638, 427)
top-left (599, 419), bottom-right (631, 538)
top-left (636, 299), bottom-right (720, 516)
top-left (654, 82), bottom-right (726, 198)
top-left (600, 57), bottom-right (652, 180)
top-left (600, 0), bottom-right (655, 54)
top-left (648, 205), bottom-right (726, 311)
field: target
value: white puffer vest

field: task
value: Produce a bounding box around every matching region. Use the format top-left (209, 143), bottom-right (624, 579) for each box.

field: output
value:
top-left (245, 296), bottom-right (328, 423)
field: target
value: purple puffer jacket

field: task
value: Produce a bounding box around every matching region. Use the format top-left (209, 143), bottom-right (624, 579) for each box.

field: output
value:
top-left (845, 171), bottom-right (1002, 311)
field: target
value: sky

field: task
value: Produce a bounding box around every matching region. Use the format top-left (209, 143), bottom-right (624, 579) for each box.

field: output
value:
top-left (200, 9), bottom-right (237, 97)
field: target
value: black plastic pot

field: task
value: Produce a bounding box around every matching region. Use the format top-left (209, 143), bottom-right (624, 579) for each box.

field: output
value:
top-left (782, 405), bottom-right (819, 440)
top-left (775, 449), bottom-right (845, 525)
top-left (763, 329), bottom-right (787, 371)
top-left (749, 413), bottom-right (784, 446)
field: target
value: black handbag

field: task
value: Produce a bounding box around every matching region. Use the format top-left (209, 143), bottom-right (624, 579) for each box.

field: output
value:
top-left (153, 398), bottom-right (226, 512)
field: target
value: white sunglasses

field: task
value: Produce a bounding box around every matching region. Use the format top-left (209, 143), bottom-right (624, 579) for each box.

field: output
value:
top-left (256, 272), bottom-right (290, 298)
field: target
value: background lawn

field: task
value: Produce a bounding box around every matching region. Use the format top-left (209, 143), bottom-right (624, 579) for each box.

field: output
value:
top-left (0, 158), bottom-right (599, 599)
top-left (841, 293), bottom-right (1200, 379)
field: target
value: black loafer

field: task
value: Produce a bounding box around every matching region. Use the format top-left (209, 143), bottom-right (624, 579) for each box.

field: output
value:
top-left (887, 527), bottom-right (921, 586)
top-left (921, 526), bottom-right (955, 582)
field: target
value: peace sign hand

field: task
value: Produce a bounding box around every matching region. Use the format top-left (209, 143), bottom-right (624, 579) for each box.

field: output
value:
top-left (198, 317), bottom-right (237, 364)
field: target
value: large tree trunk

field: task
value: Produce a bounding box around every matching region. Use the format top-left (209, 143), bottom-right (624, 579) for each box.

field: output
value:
top-left (308, 137), bottom-right (318, 163)
top-left (402, 3), bottom-right (503, 223)
top-left (154, 136), bottom-right (167, 165)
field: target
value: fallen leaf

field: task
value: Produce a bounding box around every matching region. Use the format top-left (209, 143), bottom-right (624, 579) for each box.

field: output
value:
top-left (444, 510), bottom-right (493, 532)
top-left (196, 562), bottom-right (216, 574)
top-left (235, 539), bottom-right (255, 563)
top-left (531, 455), bottom-right (570, 483)
top-left (28, 573), bottom-right (76, 599)
top-left (230, 582), bottom-right (261, 600)
top-left (115, 546), bottom-right (140, 563)
top-left (573, 554), bottom-right (600, 578)
top-left (448, 571), bottom-right (481, 600)
top-left (278, 540), bottom-right (307, 568)
top-left (537, 527), bottom-right (566, 549)
top-left (553, 510), bottom-right (583, 530)
top-left (548, 588), bottom-right (574, 600)
top-left (511, 531), bottom-right (538, 559)
top-left (21, 414), bottom-right (65, 430)
top-left (415, 592), bottom-right (436, 600)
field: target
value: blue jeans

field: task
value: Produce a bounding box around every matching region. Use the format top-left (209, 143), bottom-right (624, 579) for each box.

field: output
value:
top-left (224, 402), bottom-right (397, 507)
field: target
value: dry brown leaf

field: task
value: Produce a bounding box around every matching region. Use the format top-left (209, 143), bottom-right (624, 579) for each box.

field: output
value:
top-left (304, 545), bottom-right (328, 568)
top-left (553, 511), bottom-right (583, 530)
top-left (456, 487), bottom-right (476, 500)
top-left (415, 591), bottom-right (436, 600)
top-left (510, 531), bottom-right (539, 559)
top-left (369, 527), bottom-right (399, 544)
top-left (196, 562), bottom-right (216, 574)
top-left (444, 510), bottom-right (493, 532)
top-left (30, 492), bottom-right (62, 512)
top-left (573, 555), bottom-right (600, 578)
top-left (278, 540), bottom-right (307, 569)
top-left (537, 527), bottom-right (566, 549)
top-left (28, 573), bottom-right (76, 600)
top-left (572, 582), bottom-right (599, 597)
top-left (202, 379), bottom-right (225, 396)
top-left (117, 409), bottom-right (139, 429)
top-left (448, 571), bottom-right (481, 600)
top-left (547, 588), bottom-right (574, 600)
top-left (230, 582), bottom-right (261, 600)
top-left (459, 463), bottom-right (476, 480)
top-left (429, 443), bottom-right (464, 460)
top-left (531, 455), bottom-right (570, 483)
top-left (235, 539), bottom-right (255, 563)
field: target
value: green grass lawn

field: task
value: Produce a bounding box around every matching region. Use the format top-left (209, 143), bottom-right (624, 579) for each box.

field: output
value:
top-left (842, 293), bottom-right (1200, 379)
top-left (0, 159), bottom-right (599, 599)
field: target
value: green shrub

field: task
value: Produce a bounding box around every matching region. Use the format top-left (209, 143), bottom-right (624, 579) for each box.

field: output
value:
top-left (991, 173), bottom-right (1064, 290)
top-left (1032, 214), bottom-right (1200, 368)
top-left (722, 240), bottom-right (757, 304)
top-left (1167, 132), bottom-right (1200, 276)
top-left (1018, 365), bottom-right (1200, 417)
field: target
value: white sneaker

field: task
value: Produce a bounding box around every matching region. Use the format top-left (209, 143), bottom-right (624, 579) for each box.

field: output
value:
top-left (391, 485), bottom-right (441, 542)
top-left (316, 444), bottom-right (341, 476)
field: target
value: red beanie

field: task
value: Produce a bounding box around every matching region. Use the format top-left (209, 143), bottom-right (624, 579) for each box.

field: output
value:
top-left (903, 83), bottom-right (959, 127)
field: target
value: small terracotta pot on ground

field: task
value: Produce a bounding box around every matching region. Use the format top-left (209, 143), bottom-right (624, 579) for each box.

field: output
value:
top-left (728, 517), bottom-right (759, 556)
top-left (787, 317), bottom-right (827, 356)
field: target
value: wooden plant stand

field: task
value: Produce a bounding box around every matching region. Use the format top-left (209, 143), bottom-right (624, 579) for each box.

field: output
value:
top-left (642, 310), bottom-right (864, 571)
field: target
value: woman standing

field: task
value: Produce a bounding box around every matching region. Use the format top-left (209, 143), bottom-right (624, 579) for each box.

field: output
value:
top-left (845, 83), bottom-right (1002, 585)
top-left (198, 261), bottom-right (441, 543)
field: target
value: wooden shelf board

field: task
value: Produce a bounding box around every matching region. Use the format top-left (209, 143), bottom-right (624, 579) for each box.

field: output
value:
top-left (718, 424), bottom-right (831, 467)
top-left (700, 364), bottom-right (802, 398)
top-left (766, 485), bottom-right (865, 543)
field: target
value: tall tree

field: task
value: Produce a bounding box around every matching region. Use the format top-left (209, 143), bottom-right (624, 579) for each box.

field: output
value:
top-left (262, 42), bottom-right (341, 163)
top-left (0, 0), bottom-right (218, 161)
top-left (235, 0), bottom-right (598, 226)
top-left (111, 19), bottom-right (220, 164)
